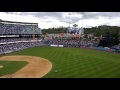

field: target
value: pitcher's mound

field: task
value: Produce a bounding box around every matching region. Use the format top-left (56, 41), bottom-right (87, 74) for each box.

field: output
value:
top-left (0, 65), bottom-right (3, 68)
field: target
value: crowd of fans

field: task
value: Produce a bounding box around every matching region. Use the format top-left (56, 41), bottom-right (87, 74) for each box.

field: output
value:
top-left (0, 22), bottom-right (42, 55)
top-left (42, 39), bottom-right (120, 53)
top-left (0, 23), bottom-right (40, 34)
top-left (0, 37), bottom-right (119, 54)
top-left (111, 44), bottom-right (120, 53)
top-left (48, 39), bottom-right (99, 47)
top-left (0, 38), bottom-right (41, 43)
top-left (0, 39), bottom-right (43, 54)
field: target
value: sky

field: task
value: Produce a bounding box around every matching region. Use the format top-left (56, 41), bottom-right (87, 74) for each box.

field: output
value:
top-left (0, 12), bottom-right (120, 29)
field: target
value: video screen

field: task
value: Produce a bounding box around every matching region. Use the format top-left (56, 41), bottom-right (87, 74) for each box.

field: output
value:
top-left (68, 27), bottom-right (84, 35)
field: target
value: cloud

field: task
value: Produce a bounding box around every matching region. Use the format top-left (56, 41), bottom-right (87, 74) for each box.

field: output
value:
top-left (21, 12), bottom-right (120, 25)
top-left (83, 12), bottom-right (120, 19)
top-left (21, 12), bottom-right (82, 24)
top-left (1, 12), bottom-right (120, 29)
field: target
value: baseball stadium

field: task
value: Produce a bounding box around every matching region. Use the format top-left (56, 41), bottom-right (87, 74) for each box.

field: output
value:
top-left (0, 13), bottom-right (120, 78)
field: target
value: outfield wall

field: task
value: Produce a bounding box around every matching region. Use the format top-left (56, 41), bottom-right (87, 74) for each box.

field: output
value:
top-left (50, 44), bottom-right (63, 47)
top-left (79, 46), bottom-right (115, 52)
top-left (49, 44), bottom-right (116, 53)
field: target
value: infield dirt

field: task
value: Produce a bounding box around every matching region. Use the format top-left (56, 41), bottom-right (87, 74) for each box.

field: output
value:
top-left (0, 55), bottom-right (52, 78)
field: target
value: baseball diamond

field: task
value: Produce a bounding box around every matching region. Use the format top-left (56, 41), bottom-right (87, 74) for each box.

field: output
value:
top-left (0, 12), bottom-right (120, 78)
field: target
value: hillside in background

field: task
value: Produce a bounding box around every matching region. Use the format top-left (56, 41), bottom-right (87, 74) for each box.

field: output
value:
top-left (41, 25), bottom-right (120, 38)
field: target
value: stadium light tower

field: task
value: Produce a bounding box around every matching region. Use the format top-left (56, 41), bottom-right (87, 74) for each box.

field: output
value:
top-left (67, 12), bottom-right (72, 35)
top-left (68, 12), bottom-right (84, 27)
top-left (6, 12), bottom-right (12, 21)
top-left (68, 12), bottom-right (85, 32)
top-left (12, 12), bottom-right (18, 21)
top-left (68, 12), bottom-right (72, 27)
top-left (16, 12), bottom-right (17, 21)
top-left (6, 12), bottom-right (8, 20)
top-left (19, 12), bottom-right (22, 22)
top-left (81, 12), bottom-right (85, 35)
top-left (73, 12), bottom-right (84, 28)
top-left (73, 12), bottom-right (85, 36)
top-left (81, 12), bottom-right (84, 29)
top-left (68, 12), bottom-right (79, 26)
top-left (11, 12), bottom-right (13, 21)
top-left (32, 24), bottom-right (35, 40)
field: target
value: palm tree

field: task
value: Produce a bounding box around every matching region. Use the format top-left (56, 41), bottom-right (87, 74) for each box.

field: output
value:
top-left (73, 24), bottom-right (78, 28)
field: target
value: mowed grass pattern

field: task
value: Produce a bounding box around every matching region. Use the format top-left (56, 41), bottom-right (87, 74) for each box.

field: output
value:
top-left (0, 61), bottom-right (28, 76)
top-left (4, 46), bottom-right (120, 78)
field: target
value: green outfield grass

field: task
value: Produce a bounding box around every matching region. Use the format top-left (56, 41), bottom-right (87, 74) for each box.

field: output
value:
top-left (0, 61), bottom-right (28, 76)
top-left (2, 46), bottom-right (120, 78)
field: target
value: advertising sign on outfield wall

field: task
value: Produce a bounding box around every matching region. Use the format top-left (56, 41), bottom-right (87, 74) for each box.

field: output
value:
top-left (50, 44), bottom-right (63, 47)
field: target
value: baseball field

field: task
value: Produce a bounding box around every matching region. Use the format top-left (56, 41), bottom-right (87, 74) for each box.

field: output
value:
top-left (0, 46), bottom-right (120, 78)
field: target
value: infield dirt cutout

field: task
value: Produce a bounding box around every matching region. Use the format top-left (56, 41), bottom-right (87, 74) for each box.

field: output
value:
top-left (0, 55), bottom-right (52, 78)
